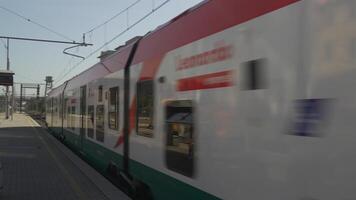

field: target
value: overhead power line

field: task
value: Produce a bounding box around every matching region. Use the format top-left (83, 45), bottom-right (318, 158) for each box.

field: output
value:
top-left (54, 0), bottom-right (143, 83)
top-left (0, 5), bottom-right (75, 42)
top-left (54, 0), bottom-right (171, 86)
top-left (85, 0), bottom-right (142, 35)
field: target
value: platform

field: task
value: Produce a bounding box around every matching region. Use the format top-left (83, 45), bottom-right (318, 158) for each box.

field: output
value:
top-left (0, 113), bottom-right (130, 200)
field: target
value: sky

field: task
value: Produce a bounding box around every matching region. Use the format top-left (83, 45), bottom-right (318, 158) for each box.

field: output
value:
top-left (0, 0), bottom-right (203, 95)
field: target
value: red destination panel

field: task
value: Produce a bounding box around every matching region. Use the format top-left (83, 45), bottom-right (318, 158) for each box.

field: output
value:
top-left (177, 70), bottom-right (234, 91)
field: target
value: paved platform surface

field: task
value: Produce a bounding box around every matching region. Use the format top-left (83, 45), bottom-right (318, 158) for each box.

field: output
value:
top-left (0, 113), bottom-right (130, 200)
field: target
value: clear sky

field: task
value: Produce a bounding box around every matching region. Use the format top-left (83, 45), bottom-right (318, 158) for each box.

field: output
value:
top-left (0, 0), bottom-right (203, 95)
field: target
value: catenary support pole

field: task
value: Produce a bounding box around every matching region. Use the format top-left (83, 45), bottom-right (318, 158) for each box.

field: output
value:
top-left (19, 84), bottom-right (22, 113)
top-left (11, 85), bottom-right (14, 120)
top-left (5, 38), bottom-right (10, 119)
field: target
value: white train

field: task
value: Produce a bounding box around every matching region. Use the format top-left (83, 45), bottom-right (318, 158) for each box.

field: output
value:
top-left (46, 0), bottom-right (356, 199)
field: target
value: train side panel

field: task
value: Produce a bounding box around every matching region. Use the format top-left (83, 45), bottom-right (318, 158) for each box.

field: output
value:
top-left (44, 1), bottom-right (356, 200)
top-left (292, 1), bottom-right (356, 199)
top-left (128, 1), bottom-right (306, 199)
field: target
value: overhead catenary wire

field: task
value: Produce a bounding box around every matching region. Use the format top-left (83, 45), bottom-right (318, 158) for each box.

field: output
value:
top-left (84, 0), bottom-right (142, 35)
top-left (53, 0), bottom-right (142, 83)
top-left (0, 5), bottom-right (75, 42)
top-left (54, 0), bottom-right (171, 86)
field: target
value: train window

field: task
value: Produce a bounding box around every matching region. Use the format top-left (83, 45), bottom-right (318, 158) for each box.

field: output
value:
top-left (87, 105), bottom-right (94, 138)
top-left (108, 87), bottom-right (119, 130)
top-left (136, 80), bottom-right (154, 137)
top-left (165, 100), bottom-right (194, 177)
top-left (67, 106), bottom-right (70, 128)
top-left (59, 97), bottom-right (63, 120)
top-left (98, 85), bottom-right (103, 102)
top-left (54, 98), bottom-right (58, 113)
top-left (71, 106), bottom-right (76, 130)
top-left (63, 99), bottom-right (67, 120)
top-left (241, 58), bottom-right (267, 90)
top-left (96, 105), bottom-right (105, 142)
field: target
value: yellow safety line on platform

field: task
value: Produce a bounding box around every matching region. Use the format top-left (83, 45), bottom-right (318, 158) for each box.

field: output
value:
top-left (27, 116), bottom-right (88, 200)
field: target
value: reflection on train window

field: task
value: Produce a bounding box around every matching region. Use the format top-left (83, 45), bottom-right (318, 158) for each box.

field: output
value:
top-left (165, 100), bottom-right (194, 177)
top-left (63, 99), bottom-right (68, 120)
top-left (67, 106), bottom-right (70, 128)
top-left (98, 85), bottom-right (103, 102)
top-left (46, 100), bottom-right (51, 115)
top-left (71, 106), bottom-right (76, 130)
top-left (59, 97), bottom-right (63, 120)
top-left (241, 58), bottom-right (267, 90)
top-left (136, 80), bottom-right (154, 137)
top-left (87, 105), bottom-right (94, 138)
top-left (108, 87), bottom-right (119, 130)
top-left (54, 98), bottom-right (58, 113)
top-left (96, 105), bottom-right (105, 142)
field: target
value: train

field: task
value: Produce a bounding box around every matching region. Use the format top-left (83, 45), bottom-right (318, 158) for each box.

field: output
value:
top-left (46, 0), bottom-right (356, 199)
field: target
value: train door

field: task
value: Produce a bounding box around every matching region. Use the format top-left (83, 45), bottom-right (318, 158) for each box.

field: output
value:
top-left (80, 85), bottom-right (87, 150)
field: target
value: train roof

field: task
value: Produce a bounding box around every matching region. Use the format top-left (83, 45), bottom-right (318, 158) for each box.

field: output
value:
top-left (49, 1), bottom-right (208, 95)
top-left (65, 41), bottom-right (138, 91)
top-left (132, 0), bottom-right (300, 65)
top-left (49, 0), bottom-right (299, 96)
top-left (49, 40), bottom-right (137, 95)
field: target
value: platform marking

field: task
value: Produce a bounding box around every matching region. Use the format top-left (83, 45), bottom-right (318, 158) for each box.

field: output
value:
top-left (27, 117), bottom-right (88, 200)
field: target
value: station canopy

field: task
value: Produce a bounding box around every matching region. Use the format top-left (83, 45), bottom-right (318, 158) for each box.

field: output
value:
top-left (0, 69), bottom-right (14, 86)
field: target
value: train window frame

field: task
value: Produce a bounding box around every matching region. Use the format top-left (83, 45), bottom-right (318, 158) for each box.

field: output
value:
top-left (98, 85), bottom-right (103, 102)
top-left (96, 104), bottom-right (105, 142)
top-left (87, 105), bottom-right (95, 138)
top-left (108, 87), bottom-right (119, 130)
top-left (54, 98), bottom-right (58, 113)
top-left (71, 106), bottom-right (76, 130)
top-left (67, 106), bottom-right (70, 128)
top-left (59, 96), bottom-right (63, 120)
top-left (63, 98), bottom-right (68, 120)
top-left (136, 79), bottom-right (154, 138)
top-left (165, 100), bottom-right (195, 178)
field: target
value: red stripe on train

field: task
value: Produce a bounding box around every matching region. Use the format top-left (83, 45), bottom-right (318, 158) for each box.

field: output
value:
top-left (177, 70), bottom-right (234, 91)
top-left (114, 56), bottom-right (164, 148)
top-left (114, 0), bottom-right (301, 147)
top-left (132, 0), bottom-right (301, 65)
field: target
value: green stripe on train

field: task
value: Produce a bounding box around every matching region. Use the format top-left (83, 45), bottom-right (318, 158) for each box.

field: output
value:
top-left (56, 128), bottom-right (220, 200)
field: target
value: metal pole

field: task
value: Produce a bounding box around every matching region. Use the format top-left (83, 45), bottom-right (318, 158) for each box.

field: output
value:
top-left (11, 85), bottom-right (14, 120)
top-left (5, 38), bottom-right (9, 119)
top-left (6, 39), bottom-right (9, 69)
top-left (19, 84), bottom-right (22, 113)
top-left (36, 84), bottom-right (40, 99)
top-left (36, 84), bottom-right (40, 116)
top-left (5, 87), bottom-right (8, 119)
